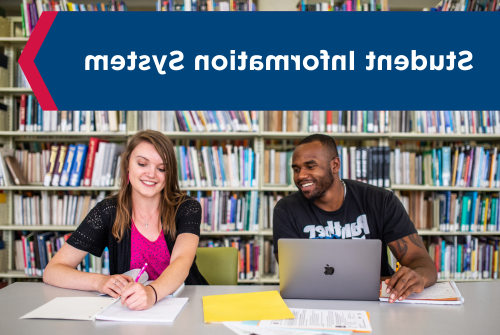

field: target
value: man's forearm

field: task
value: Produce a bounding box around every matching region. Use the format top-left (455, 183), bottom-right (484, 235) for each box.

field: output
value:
top-left (406, 257), bottom-right (437, 287)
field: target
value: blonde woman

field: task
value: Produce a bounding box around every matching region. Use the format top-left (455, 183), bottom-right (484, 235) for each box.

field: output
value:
top-left (44, 130), bottom-right (207, 310)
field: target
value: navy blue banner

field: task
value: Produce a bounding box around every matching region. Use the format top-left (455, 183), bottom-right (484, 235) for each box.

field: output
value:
top-left (28, 12), bottom-right (500, 110)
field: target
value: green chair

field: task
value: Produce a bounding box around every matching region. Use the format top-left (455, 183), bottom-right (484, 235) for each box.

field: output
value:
top-left (196, 247), bottom-right (238, 285)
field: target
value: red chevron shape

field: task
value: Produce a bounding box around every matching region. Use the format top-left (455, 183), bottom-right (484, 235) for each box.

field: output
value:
top-left (19, 11), bottom-right (58, 111)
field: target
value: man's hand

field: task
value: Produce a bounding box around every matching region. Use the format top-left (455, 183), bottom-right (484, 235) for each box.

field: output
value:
top-left (384, 266), bottom-right (426, 303)
top-left (387, 233), bottom-right (437, 303)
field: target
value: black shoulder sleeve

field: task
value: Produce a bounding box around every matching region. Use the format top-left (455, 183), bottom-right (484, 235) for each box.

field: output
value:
top-left (175, 197), bottom-right (202, 237)
top-left (66, 197), bottom-right (116, 257)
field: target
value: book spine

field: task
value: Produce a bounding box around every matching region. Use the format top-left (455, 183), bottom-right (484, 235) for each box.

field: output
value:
top-left (83, 138), bottom-right (100, 186)
top-left (51, 145), bottom-right (68, 186)
top-left (69, 144), bottom-right (88, 187)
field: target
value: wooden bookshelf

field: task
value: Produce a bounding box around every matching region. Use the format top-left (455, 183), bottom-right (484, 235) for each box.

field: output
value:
top-left (0, 87), bottom-right (33, 94)
top-left (1, 16), bottom-right (499, 285)
top-left (0, 37), bottom-right (29, 45)
top-left (391, 185), bottom-right (500, 192)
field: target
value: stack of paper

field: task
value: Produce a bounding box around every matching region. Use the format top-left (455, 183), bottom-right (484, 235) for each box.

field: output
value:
top-left (202, 291), bottom-right (294, 323)
top-left (379, 281), bottom-right (464, 305)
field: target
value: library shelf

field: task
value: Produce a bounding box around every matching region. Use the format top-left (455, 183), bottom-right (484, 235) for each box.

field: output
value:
top-left (390, 133), bottom-right (500, 141)
top-left (0, 225), bottom-right (77, 231)
top-left (0, 186), bottom-right (258, 192)
top-left (128, 131), bottom-right (260, 139)
top-left (0, 271), bottom-right (41, 279)
top-left (261, 131), bottom-right (389, 140)
top-left (0, 225), bottom-right (263, 236)
top-left (0, 37), bottom-right (29, 44)
top-left (0, 185), bottom-right (120, 191)
top-left (417, 230), bottom-right (500, 236)
top-left (181, 187), bottom-right (258, 191)
top-left (0, 87), bottom-right (33, 94)
top-left (261, 185), bottom-right (298, 192)
top-left (0, 131), bottom-right (128, 138)
top-left (391, 185), bottom-right (500, 192)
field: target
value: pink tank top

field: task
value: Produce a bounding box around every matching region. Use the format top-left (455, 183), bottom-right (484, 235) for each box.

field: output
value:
top-left (130, 219), bottom-right (171, 280)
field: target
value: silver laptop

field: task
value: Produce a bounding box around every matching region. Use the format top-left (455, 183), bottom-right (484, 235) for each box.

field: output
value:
top-left (279, 239), bottom-right (382, 301)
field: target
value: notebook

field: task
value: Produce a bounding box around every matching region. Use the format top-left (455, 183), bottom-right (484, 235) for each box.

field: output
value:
top-left (21, 296), bottom-right (189, 322)
top-left (379, 281), bottom-right (464, 305)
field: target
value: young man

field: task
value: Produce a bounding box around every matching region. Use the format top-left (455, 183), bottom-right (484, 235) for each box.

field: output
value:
top-left (273, 134), bottom-right (437, 303)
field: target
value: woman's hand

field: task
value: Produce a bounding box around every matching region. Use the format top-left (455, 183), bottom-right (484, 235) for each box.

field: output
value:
top-left (98, 274), bottom-right (134, 298)
top-left (120, 282), bottom-right (156, 311)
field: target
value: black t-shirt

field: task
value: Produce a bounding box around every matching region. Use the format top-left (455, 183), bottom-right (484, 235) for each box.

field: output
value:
top-left (272, 179), bottom-right (417, 277)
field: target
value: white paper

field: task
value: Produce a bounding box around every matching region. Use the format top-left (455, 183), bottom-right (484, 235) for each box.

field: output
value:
top-left (379, 281), bottom-right (464, 305)
top-left (224, 321), bottom-right (352, 335)
top-left (224, 322), bottom-right (335, 335)
top-left (20, 297), bottom-right (117, 321)
top-left (258, 309), bottom-right (371, 332)
top-left (95, 297), bottom-right (189, 323)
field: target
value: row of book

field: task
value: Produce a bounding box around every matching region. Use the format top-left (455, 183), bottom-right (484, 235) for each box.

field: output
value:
top-left (263, 145), bottom-right (391, 188)
top-left (15, 96), bottom-right (127, 132)
top-left (437, 0), bottom-right (500, 11)
top-left (397, 191), bottom-right (500, 233)
top-left (175, 141), bottom-right (258, 188)
top-left (394, 145), bottom-right (500, 188)
top-left (7, 109), bottom-right (500, 135)
top-left (262, 192), bottom-right (285, 230)
top-left (14, 232), bottom-right (110, 276)
top-left (137, 111), bottom-right (258, 133)
top-left (15, 59), bottom-right (30, 88)
top-left (13, 191), bottom-right (106, 226)
top-left (20, 0), bottom-right (128, 37)
top-left (156, 0), bottom-right (256, 12)
top-left (430, 236), bottom-right (499, 280)
top-left (263, 239), bottom-right (278, 276)
top-left (261, 111), bottom-right (500, 134)
top-left (263, 111), bottom-right (391, 134)
top-left (199, 238), bottom-right (260, 280)
top-left (191, 190), bottom-right (260, 232)
top-left (391, 111), bottom-right (500, 135)
top-left (0, 138), bottom-right (124, 188)
top-left (297, 0), bottom-right (387, 11)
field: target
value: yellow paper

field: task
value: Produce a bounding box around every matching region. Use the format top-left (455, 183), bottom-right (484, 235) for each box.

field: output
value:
top-left (202, 290), bottom-right (294, 323)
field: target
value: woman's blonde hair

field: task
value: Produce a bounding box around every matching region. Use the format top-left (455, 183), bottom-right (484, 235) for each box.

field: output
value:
top-left (112, 130), bottom-right (185, 242)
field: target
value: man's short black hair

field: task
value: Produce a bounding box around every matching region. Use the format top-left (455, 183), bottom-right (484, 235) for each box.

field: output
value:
top-left (297, 134), bottom-right (339, 159)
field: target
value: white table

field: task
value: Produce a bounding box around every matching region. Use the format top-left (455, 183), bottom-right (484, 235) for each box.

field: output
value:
top-left (0, 282), bottom-right (497, 334)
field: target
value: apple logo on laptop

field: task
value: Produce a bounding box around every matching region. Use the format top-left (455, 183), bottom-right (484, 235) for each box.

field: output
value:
top-left (324, 264), bottom-right (334, 275)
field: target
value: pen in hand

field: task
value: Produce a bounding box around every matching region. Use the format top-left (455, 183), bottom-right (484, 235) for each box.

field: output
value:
top-left (135, 263), bottom-right (148, 283)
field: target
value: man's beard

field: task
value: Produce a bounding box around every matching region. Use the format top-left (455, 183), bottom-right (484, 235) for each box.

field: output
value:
top-left (299, 169), bottom-right (334, 203)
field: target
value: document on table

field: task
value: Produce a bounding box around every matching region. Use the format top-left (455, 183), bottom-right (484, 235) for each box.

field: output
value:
top-left (258, 309), bottom-right (372, 333)
top-left (95, 297), bottom-right (189, 322)
top-left (224, 321), bottom-right (352, 335)
top-left (20, 297), bottom-right (117, 321)
top-left (379, 281), bottom-right (464, 305)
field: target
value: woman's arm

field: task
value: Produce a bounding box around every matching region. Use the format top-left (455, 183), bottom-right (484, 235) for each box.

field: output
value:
top-left (43, 243), bottom-right (133, 297)
top-left (120, 233), bottom-right (199, 310)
